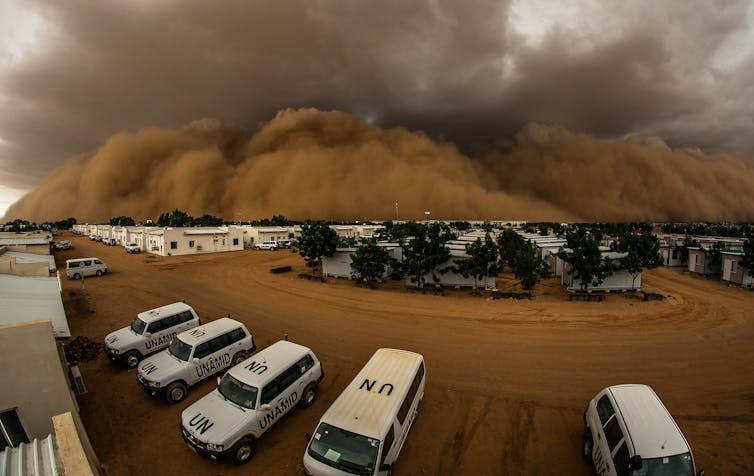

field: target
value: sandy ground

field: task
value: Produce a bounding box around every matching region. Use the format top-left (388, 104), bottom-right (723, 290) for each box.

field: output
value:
top-left (54, 232), bottom-right (754, 476)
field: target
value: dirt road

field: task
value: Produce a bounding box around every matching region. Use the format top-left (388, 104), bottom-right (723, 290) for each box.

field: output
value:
top-left (56, 233), bottom-right (754, 475)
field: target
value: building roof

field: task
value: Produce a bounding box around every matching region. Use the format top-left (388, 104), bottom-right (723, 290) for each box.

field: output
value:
top-left (0, 434), bottom-right (62, 476)
top-left (229, 340), bottom-right (312, 387)
top-left (608, 384), bottom-right (690, 458)
top-left (320, 348), bottom-right (423, 439)
top-left (137, 302), bottom-right (193, 324)
top-left (176, 317), bottom-right (241, 346)
top-left (182, 228), bottom-right (227, 235)
top-left (3, 251), bottom-right (56, 272)
top-left (721, 250), bottom-right (744, 257)
top-left (0, 275), bottom-right (70, 338)
top-left (0, 237), bottom-right (50, 246)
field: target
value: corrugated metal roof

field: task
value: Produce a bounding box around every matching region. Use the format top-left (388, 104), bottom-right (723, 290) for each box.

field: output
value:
top-left (3, 252), bottom-right (56, 272)
top-left (0, 238), bottom-right (50, 246)
top-left (0, 274), bottom-right (70, 338)
top-left (0, 434), bottom-right (62, 476)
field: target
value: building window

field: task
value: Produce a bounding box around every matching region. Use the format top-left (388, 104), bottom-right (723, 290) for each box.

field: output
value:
top-left (189, 240), bottom-right (195, 248)
top-left (0, 408), bottom-right (30, 449)
top-left (170, 241), bottom-right (177, 249)
top-left (233, 238), bottom-right (239, 246)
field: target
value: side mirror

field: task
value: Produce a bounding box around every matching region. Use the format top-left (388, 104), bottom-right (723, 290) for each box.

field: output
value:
top-left (305, 432), bottom-right (311, 442)
top-left (216, 377), bottom-right (221, 385)
top-left (260, 403), bottom-right (272, 412)
top-left (379, 464), bottom-right (392, 472)
top-left (144, 332), bottom-right (151, 338)
top-left (629, 455), bottom-right (643, 470)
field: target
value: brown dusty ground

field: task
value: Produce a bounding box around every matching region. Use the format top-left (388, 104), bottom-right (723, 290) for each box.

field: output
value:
top-left (55, 232), bottom-right (754, 476)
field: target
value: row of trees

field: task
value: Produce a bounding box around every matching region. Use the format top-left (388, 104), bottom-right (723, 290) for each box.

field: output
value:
top-left (3, 217), bottom-right (77, 232)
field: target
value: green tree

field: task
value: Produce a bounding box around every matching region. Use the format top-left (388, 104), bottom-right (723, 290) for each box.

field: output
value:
top-left (561, 231), bottom-right (613, 291)
top-left (109, 216), bottom-right (136, 226)
top-left (617, 232), bottom-right (662, 290)
top-left (742, 235), bottom-right (754, 279)
top-left (454, 234), bottom-right (500, 290)
top-left (193, 214), bottom-right (223, 227)
top-left (400, 223), bottom-right (453, 288)
top-left (514, 243), bottom-right (543, 290)
top-left (350, 241), bottom-right (392, 287)
top-left (497, 228), bottom-right (525, 271)
top-left (339, 236), bottom-right (358, 248)
top-left (449, 221), bottom-right (472, 232)
top-left (156, 209), bottom-right (193, 227)
top-left (298, 221), bottom-right (339, 276)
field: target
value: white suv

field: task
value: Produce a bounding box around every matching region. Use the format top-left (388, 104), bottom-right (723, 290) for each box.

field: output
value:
top-left (180, 340), bottom-right (324, 464)
top-left (124, 243), bottom-right (141, 254)
top-left (137, 318), bottom-right (255, 403)
top-left (254, 241), bottom-right (277, 250)
top-left (104, 302), bottom-right (200, 368)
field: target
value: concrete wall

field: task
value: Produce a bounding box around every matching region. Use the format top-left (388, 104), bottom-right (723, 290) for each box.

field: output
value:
top-left (721, 254), bottom-right (754, 286)
top-left (660, 246), bottom-right (686, 267)
top-left (562, 264), bottom-right (642, 291)
top-left (1, 243), bottom-right (50, 255)
top-left (0, 319), bottom-right (97, 470)
top-left (148, 227), bottom-right (244, 256)
top-left (53, 412), bottom-right (99, 476)
top-left (0, 257), bottom-right (49, 277)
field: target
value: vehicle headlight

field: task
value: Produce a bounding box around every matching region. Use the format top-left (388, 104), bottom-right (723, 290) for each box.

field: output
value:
top-left (108, 347), bottom-right (119, 355)
top-left (206, 443), bottom-right (224, 452)
top-left (148, 380), bottom-right (161, 388)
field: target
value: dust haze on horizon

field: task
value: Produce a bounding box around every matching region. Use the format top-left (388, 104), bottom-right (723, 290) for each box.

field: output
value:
top-left (5, 108), bottom-right (754, 223)
top-left (2, 1), bottom-right (754, 221)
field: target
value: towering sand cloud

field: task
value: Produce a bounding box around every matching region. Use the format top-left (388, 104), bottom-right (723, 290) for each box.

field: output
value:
top-left (5, 109), bottom-right (754, 223)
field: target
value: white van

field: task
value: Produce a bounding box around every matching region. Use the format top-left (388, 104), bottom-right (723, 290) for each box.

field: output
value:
top-left (180, 340), bottom-right (324, 464)
top-left (137, 317), bottom-right (255, 403)
top-left (303, 349), bottom-right (425, 476)
top-left (583, 384), bottom-right (704, 476)
top-left (104, 302), bottom-right (201, 368)
top-left (66, 258), bottom-right (107, 279)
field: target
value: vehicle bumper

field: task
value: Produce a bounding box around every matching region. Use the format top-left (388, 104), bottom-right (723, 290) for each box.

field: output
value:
top-left (136, 373), bottom-right (164, 396)
top-left (179, 424), bottom-right (228, 460)
top-left (104, 346), bottom-right (119, 362)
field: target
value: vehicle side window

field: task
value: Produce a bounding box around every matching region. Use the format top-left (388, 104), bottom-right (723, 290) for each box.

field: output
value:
top-left (94, 260), bottom-right (103, 265)
top-left (296, 354), bottom-right (315, 376)
top-left (278, 366), bottom-right (300, 391)
top-left (604, 417), bottom-right (624, 452)
top-left (209, 334), bottom-right (230, 353)
top-left (613, 442), bottom-right (630, 476)
top-left (68, 262), bottom-right (79, 268)
top-left (228, 327), bottom-right (246, 343)
top-left (381, 424), bottom-right (395, 465)
top-left (180, 311), bottom-right (195, 324)
top-left (397, 391), bottom-right (411, 425)
top-left (596, 395), bottom-right (615, 425)
top-left (260, 378), bottom-right (281, 404)
top-left (193, 342), bottom-right (211, 359)
top-left (83, 260), bottom-right (92, 266)
top-left (147, 319), bottom-right (163, 333)
top-left (161, 317), bottom-right (176, 332)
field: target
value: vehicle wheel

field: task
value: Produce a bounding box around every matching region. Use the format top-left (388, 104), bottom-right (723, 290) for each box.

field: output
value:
top-left (299, 384), bottom-right (317, 408)
top-left (231, 438), bottom-right (256, 465)
top-left (165, 381), bottom-right (188, 404)
top-left (96, 270), bottom-right (103, 277)
top-left (582, 430), bottom-right (593, 461)
top-left (232, 352), bottom-right (247, 365)
top-left (123, 350), bottom-right (141, 369)
top-left (73, 273), bottom-right (81, 280)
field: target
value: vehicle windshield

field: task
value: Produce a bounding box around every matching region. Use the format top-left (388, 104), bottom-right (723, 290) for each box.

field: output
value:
top-left (217, 374), bottom-right (258, 409)
top-left (168, 338), bottom-right (193, 361)
top-left (307, 423), bottom-right (379, 476)
top-left (130, 318), bottom-right (147, 335)
top-left (631, 453), bottom-right (694, 476)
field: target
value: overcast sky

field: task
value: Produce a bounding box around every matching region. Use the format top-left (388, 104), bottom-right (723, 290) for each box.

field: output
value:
top-left (1, 0), bottom-right (753, 217)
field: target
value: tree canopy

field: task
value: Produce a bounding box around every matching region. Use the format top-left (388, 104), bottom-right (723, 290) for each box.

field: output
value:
top-left (298, 221), bottom-right (339, 275)
top-left (109, 216), bottom-right (135, 226)
top-left (561, 231), bottom-right (613, 291)
top-left (400, 223), bottom-right (453, 288)
top-left (454, 234), bottom-right (499, 290)
top-left (350, 240), bottom-right (392, 286)
top-left (742, 235), bottom-right (754, 278)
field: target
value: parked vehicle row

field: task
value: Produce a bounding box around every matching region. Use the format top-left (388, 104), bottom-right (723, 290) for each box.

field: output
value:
top-left (100, 301), bottom-right (702, 475)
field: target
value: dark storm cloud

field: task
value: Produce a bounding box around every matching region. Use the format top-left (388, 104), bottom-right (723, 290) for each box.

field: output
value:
top-left (1, 0), bottom-right (754, 220)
